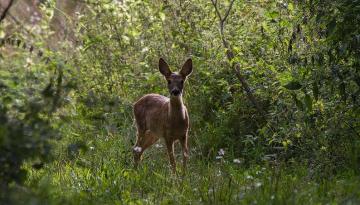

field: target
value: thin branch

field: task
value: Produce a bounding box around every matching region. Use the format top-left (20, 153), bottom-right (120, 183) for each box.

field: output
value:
top-left (210, 0), bottom-right (264, 115)
top-left (0, 0), bottom-right (14, 23)
top-left (222, 0), bottom-right (235, 23)
top-left (211, 0), bottom-right (235, 23)
top-left (211, 0), bottom-right (222, 21)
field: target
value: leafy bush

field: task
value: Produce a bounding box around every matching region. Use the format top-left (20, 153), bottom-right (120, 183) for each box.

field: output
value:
top-left (0, 0), bottom-right (359, 204)
top-left (0, 58), bottom-right (72, 202)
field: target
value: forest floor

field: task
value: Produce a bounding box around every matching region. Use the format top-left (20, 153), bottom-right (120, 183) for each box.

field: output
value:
top-left (18, 130), bottom-right (360, 205)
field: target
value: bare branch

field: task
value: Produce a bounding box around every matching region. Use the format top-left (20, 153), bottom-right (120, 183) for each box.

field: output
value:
top-left (211, 0), bottom-right (222, 21)
top-left (210, 0), bottom-right (264, 115)
top-left (211, 0), bottom-right (235, 24)
top-left (222, 0), bottom-right (235, 23)
top-left (0, 0), bottom-right (14, 24)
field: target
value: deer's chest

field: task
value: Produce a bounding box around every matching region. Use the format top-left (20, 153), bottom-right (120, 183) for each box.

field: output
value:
top-left (165, 116), bottom-right (188, 137)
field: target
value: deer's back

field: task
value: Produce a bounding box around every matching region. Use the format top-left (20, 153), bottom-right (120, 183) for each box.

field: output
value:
top-left (133, 94), bottom-right (169, 134)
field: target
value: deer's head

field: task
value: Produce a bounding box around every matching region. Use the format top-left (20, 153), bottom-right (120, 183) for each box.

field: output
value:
top-left (159, 58), bottom-right (193, 97)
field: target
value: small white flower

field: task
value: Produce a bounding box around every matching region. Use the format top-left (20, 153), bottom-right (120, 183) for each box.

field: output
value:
top-left (25, 58), bottom-right (33, 70)
top-left (216, 156), bottom-right (223, 160)
top-left (141, 47), bottom-right (149, 53)
top-left (155, 144), bottom-right (163, 148)
top-left (26, 57), bottom-right (33, 65)
top-left (218, 148), bottom-right (225, 156)
top-left (255, 182), bottom-right (262, 188)
top-left (89, 146), bottom-right (95, 150)
top-left (233, 158), bottom-right (241, 164)
top-left (133, 146), bottom-right (142, 153)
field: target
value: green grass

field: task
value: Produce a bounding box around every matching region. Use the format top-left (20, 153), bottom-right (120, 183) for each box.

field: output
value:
top-left (2, 97), bottom-right (359, 205)
top-left (17, 127), bottom-right (360, 205)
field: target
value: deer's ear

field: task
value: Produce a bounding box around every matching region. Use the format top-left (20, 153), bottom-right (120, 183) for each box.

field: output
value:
top-left (159, 58), bottom-right (171, 77)
top-left (180, 58), bottom-right (193, 77)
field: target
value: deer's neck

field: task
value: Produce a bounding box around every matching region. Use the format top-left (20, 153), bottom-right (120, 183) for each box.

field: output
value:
top-left (169, 95), bottom-right (185, 120)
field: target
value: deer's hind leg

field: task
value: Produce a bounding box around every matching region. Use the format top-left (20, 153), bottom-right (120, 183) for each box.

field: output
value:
top-left (133, 130), bottom-right (144, 167)
top-left (133, 130), bottom-right (159, 167)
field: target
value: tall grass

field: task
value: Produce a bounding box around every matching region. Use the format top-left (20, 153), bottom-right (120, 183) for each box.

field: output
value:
top-left (20, 116), bottom-right (360, 205)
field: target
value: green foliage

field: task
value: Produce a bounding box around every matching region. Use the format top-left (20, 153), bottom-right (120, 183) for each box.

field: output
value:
top-left (283, 81), bottom-right (302, 90)
top-left (0, 0), bottom-right (359, 204)
top-left (0, 51), bottom-right (73, 201)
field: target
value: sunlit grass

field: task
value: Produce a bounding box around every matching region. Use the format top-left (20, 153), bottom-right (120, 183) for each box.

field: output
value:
top-left (23, 129), bottom-right (360, 205)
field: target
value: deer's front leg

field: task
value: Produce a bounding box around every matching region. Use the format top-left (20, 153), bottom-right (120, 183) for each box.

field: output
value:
top-left (180, 136), bottom-right (189, 174)
top-left (165, 139), bottom-right (176, 174)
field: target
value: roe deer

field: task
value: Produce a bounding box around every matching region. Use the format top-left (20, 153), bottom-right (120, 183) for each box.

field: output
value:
top-left (133, 58), bottom-right (193, 173)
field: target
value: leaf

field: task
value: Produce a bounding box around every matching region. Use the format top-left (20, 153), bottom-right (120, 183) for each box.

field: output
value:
top-left (0, 30), bottom-right (5, 39)
top-left (283, 81), bottom-right (302, 90)
top-left (2, 96), bottom-right (12, 105)
top-left (304, 94), bottom-right (313, 112)
top-left (327, 18), bottom-right (337, 35)
top-left (265, 11), bottom-right (279, 19)
top-left (159, 12), bottom-right (166, 21)
top-left (288, 3), bottom-right (294, 11)
top-left (280, 19), bottom-right (290, 28)
top-left (339, 82), bottom-right (346, 102)
top-left (312, 82), bottom-right (319, 101)
top-left (14, 169), bottom-right (28, 183)
top-left (292, 94), bottom-right (304, 111)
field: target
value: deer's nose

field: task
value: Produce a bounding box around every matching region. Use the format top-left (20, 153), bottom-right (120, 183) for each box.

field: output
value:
top-left (171, 89), bottom-right (181, 96)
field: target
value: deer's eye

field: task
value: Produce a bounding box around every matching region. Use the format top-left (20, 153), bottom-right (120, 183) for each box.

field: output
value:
top-left (180, 80), bottom-right (184, 84)
top-left (167, 80), bottom-right (171, 84)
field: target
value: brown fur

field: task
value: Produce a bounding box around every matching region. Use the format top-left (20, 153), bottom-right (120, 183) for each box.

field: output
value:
top-left (133, 58), bottom-right (192, 173)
